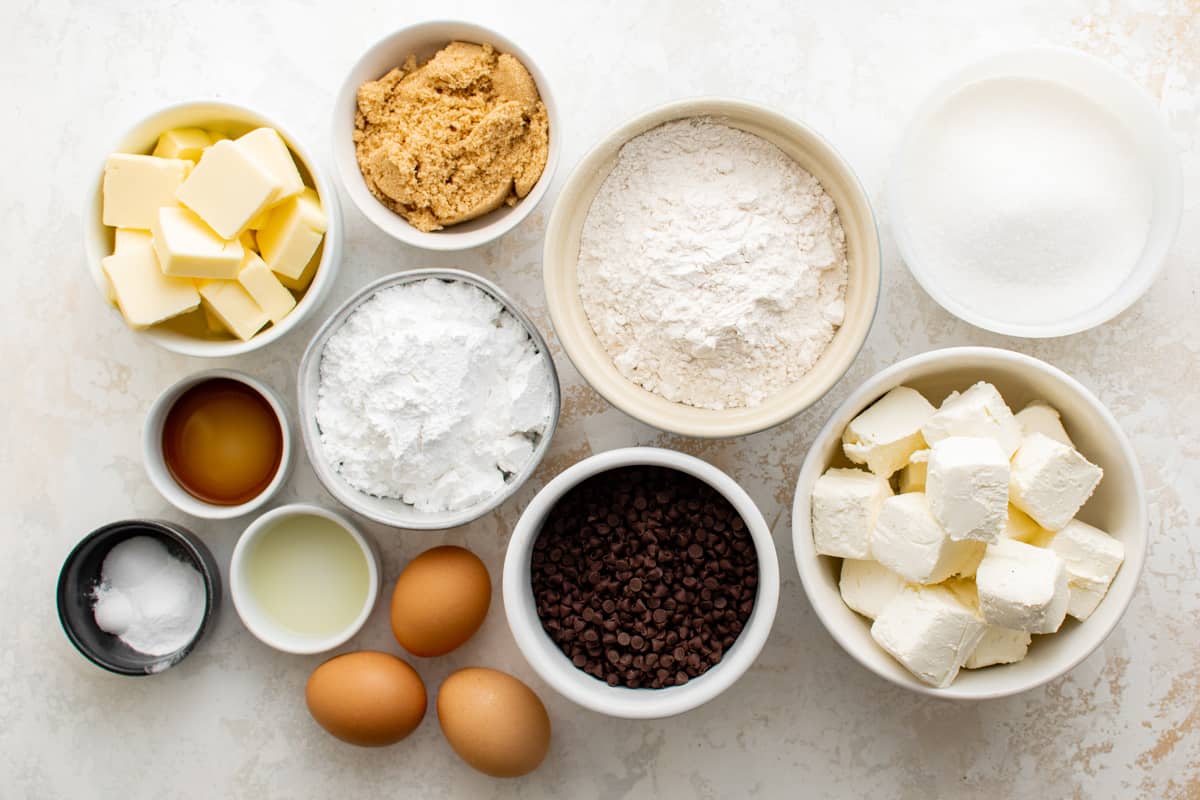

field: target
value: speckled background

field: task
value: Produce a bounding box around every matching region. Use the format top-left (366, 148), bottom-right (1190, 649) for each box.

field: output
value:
top-left (3, 0), bottom-right (1197, 797)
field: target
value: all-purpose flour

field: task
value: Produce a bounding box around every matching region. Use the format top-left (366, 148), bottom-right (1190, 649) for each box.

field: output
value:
top-left (316, 279), bottom-right (554, 513)
top-left (578, 117), bottom-right (849, 411)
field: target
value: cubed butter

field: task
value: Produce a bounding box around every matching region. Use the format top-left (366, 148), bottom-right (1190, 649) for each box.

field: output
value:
top-left (896, 449), bottom-right (928, 494)
top-left (102, 153), bottom-right (191, 229)
top-left (257, 187), bottom-right (326, 280)
top-left (842, 386), bottom-right (935, 478)
top-left (1015, 401), bottom-right (1073, 447)
top-left (114, 228), bottom-right (153, 253)
top-left (206, 130), bottom-right (231, 143)
top-left (870, 585), bottom-right (986, 688)
top-left (922, 382), bottom-right (1023, 458)
top-left (176, 139), bottom-right (282, 239)
top-left (198, 280), bottom-right (269, 341)
top-left (839, 559), bottom-right (908, 620)
top-left (871, 493), bottom-right (979, 585)
top-left (1009, 433), bottom-right (1103, 531)
top-left (152, 128), bottom-right (211, 162)
top-left (276, 247), bottom-right (320, 292)
top-left (975, 538), bottom-right (1069, 634)
top-left (202, 305), bottom-right (228, 335)
top-left (247, 209), bottom-right (270, 231)
top-left (811, 468), bottom-right (892, 560)
top-left (151, 207), bottom-right (244, 279)
top-left (925, 436), bottom-right (1010, 543)
top-left (238, 251), bottom-right (296, 324)
top-left (236, 127), bottom-right (304, 204)
top-left (102, 249), bottom-right (199, 329)
top-left (1040, 519), bottom-right (1125, 620)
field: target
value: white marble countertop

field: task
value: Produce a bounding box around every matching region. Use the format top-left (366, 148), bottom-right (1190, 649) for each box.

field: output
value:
top-left (5, 0), bottom-right (1198, 796)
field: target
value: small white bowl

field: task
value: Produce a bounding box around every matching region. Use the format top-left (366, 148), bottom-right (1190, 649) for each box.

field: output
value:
top-left (889, 47), bottom-right (1183, 337)
top-left (142, 369), bottom-right (293, 520)
top-left (230, 503), bottom-right (380, 655)
top-left (503, 447), bottom-right (780, 719)
top-left (84, 99), bottom-right (343, 357)
top-left (332, 20), bottom-right (561, 250)
top-left (297, 269), bottom-right (561, 530)
top-left (791, 347), bottom-right (1147, 699)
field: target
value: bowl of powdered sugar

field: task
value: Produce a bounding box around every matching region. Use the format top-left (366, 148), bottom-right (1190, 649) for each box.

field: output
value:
top-left (543, 98), bottom-right (881, 438)
top-left (298, 269), bottom-right (560, 530)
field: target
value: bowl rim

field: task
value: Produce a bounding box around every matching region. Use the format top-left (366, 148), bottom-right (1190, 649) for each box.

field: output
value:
top-left (330, 19), bottom-right (561, 251)
top-left (56, 518), bottom-right (219, 675)
top-left (83, 97), bottom-right (343, 357)
top-left (542, 95), bottom-right (881, 438)
top-left (297, 268), bottom-right (562, 530)
top-left (141, 368), bottom-right (294, 520)
top-left (502, 446), bottom-right (781, 719)
top-left (790, 346), bottom-right (1148, 699)
top-left (887, 46), bottom-right (1184, 338)
top-left (229, 502), bottom-right (380, 655)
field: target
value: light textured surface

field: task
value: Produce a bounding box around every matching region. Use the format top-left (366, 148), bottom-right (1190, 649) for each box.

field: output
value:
top-left (3, 0), bottom-right (1197, 797)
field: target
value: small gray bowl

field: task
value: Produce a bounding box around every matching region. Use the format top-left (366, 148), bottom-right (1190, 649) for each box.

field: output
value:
top-left (298, 269), bottom-right (561, 530)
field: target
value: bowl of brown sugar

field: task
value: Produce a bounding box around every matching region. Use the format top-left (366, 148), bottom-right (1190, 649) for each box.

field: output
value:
top-left (503, 447), bottom-right (780, 719)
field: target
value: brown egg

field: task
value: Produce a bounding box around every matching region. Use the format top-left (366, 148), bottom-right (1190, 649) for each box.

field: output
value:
top-left (437, 667), bottom-right (551, 777)
top-left (305, 651), bottom-right (426, 746)
top-left (391, 546), bottom-right (491, 657)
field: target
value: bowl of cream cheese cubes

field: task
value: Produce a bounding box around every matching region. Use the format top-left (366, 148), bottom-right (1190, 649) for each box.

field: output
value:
top-left (84, 100), bottom-right (342, 356)
top-left (792, 346), bottom-right (1146, 699)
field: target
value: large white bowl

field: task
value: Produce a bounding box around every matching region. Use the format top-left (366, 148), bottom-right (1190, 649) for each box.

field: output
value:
top-left (889, 47), bottom-right (1183, 337)
top-left (332, 21), bottom-right (561, 250)
top-left (791, 347), bottom-right (1147, 699)
top-left (84, 100), bottom-right (343, 357)
top-left (503, 447), bottom-right (780, 719)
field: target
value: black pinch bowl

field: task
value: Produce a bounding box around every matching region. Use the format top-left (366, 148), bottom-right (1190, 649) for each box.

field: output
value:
top-left (56, 519), bottom-right (220, 676)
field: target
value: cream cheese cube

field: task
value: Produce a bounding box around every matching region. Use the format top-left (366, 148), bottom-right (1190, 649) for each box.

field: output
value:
top-left (897, 449), bottom-right (928, 493)
top-left (811, 468), bottom-right (892, 559)
top-left (964, 625), bottom-right (1032, 669)
top-left (237, 251), bottom-right (296, 324)
top-left (1004, 505), bottom-right (1045, 543)
top-left (257, 188), bottom-right (327, 281)
top-left (1015, 401), bottom-right (1073, 447)
top-left (1009, 433), bottom-right (1103, 531)
top-left (842, 386), bottom-right (935, 478)
top-left (102, 153), bottom-right (191, 229)
top-left (925, 436), bottom-right (1009, 543)
top-left (236, 128), bottom-right (304, 204)
top-left (872, 493), bottom-right (979, 584)
top-left (152, 128), bottom-right (211, 162)
top-left (953, 542), bottom-right (988, 578)
top-left (922, 382), bottom-right (1023, 458)
top-left (975, 538), bottom-right (1069, 634)
top-left (102, 249), bottom-right (199, 328)
top-left (839, 559), bottom-right (908, 620)
top-left (151, 207), bottom-right (244, 279)
top-left (176, 139), bottom-right (282, 239)
top-left (198, 280), bottom-right (269, 341)
top-left (1041, 520), bottom-right (1125, 620)
top-left (870, 585), bottom-right (986, 688)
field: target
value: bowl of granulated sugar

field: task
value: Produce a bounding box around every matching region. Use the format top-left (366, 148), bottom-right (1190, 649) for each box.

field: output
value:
top-left (889, 47), bottom-right (1183, 338)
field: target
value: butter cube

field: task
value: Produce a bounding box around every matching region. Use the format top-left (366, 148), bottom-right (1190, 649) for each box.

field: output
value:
top-left (276, 247), bottom-right (321, 292)
top-left (102, 153), bottom-right (191, 229)
top-left (1015, 401), bottom-right (1073, 447)
top-left (198, 280), bottom-right (269, 341)
top-left (151, 207), bottom-right (244, 279)
top-left (811, 467), bottom-right (892, 560)
top-left (975, 538), bottom-right (1069, 634)
top-left (871, 493), bottom-right (979, 584)
top-left (247, 209), bottom-right (270, 230)
top-left (176, 140), bottom-right (282, 239)
top-left (102, 249), bottom-right (199, 328)
top-left (236, 128), bottom-right (304, 204)
top-left (257, 188), bottom-right (327, 280)
top-left (896, 449), bottom-right (928, 493)
top-left (238, 251), bottom-right (296, 324)
top-left (842, 386), bottom-right (935, 478)
top-left (206, 130), bottom-right (230, 142)
top-left (926, 436), bottom-right (1010, 543)
top-left (871, 586), bottom-right (986, 688)
top-left (202, 305), bottom-right (228, 335)
top-left (964, 625), bottom-right (1032, 669)
top-left (839, 559), bottom-right (907, 620)
top-left (1040, 520), bottom-right (1124, 620)
top-left (923, 382), bottom-right (1023, 458)
top-left (1009, 433), bottom-right (1103, 531)
top-left (152, 128), bottom-right (211, 162)
top-left (114, 228), bottom-right (153, 253)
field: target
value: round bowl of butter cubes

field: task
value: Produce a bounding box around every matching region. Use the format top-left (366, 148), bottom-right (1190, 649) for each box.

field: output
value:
top-left (792, 346), bottom-right (1146, 699)
top-left (84, 100), bottom-right (342, 357)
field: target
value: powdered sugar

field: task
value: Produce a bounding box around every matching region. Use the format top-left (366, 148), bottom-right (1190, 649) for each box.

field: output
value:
top-left (316, 278), bottom-right (554, 513)
top-left (577, 117), bottom-right (848, 411)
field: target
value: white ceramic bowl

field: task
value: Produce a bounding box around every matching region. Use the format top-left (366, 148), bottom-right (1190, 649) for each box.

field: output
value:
top-left (889, 47), bottom-right (1183, 337)
top-left (84, 99), bottom-right (343, 357)
top-left (332, 21), bottom-right (561, 250)
top-left (230, 503), bottom-right (380, 654)
top-left (142, 369), bottom-right (293, 520)
top-left (298, 269), bottom-right (561, 530)
top-left (503, 447), bottom-right (780, 719)
top-left (543, 98), bottom-right (881, 438)
top-left (792, 347), bottom-right (1147, 699)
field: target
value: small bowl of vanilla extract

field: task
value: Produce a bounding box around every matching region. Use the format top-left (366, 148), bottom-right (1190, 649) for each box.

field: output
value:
top-left (143, 370), bottom-right (293, 519)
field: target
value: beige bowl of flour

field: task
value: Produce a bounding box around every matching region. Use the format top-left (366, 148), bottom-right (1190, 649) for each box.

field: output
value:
top-left (543, 98), bottom-right (880, 438)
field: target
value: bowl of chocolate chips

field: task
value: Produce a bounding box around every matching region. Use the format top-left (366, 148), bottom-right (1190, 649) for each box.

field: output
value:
top-left (502, 447), bottom-right (780, 719)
